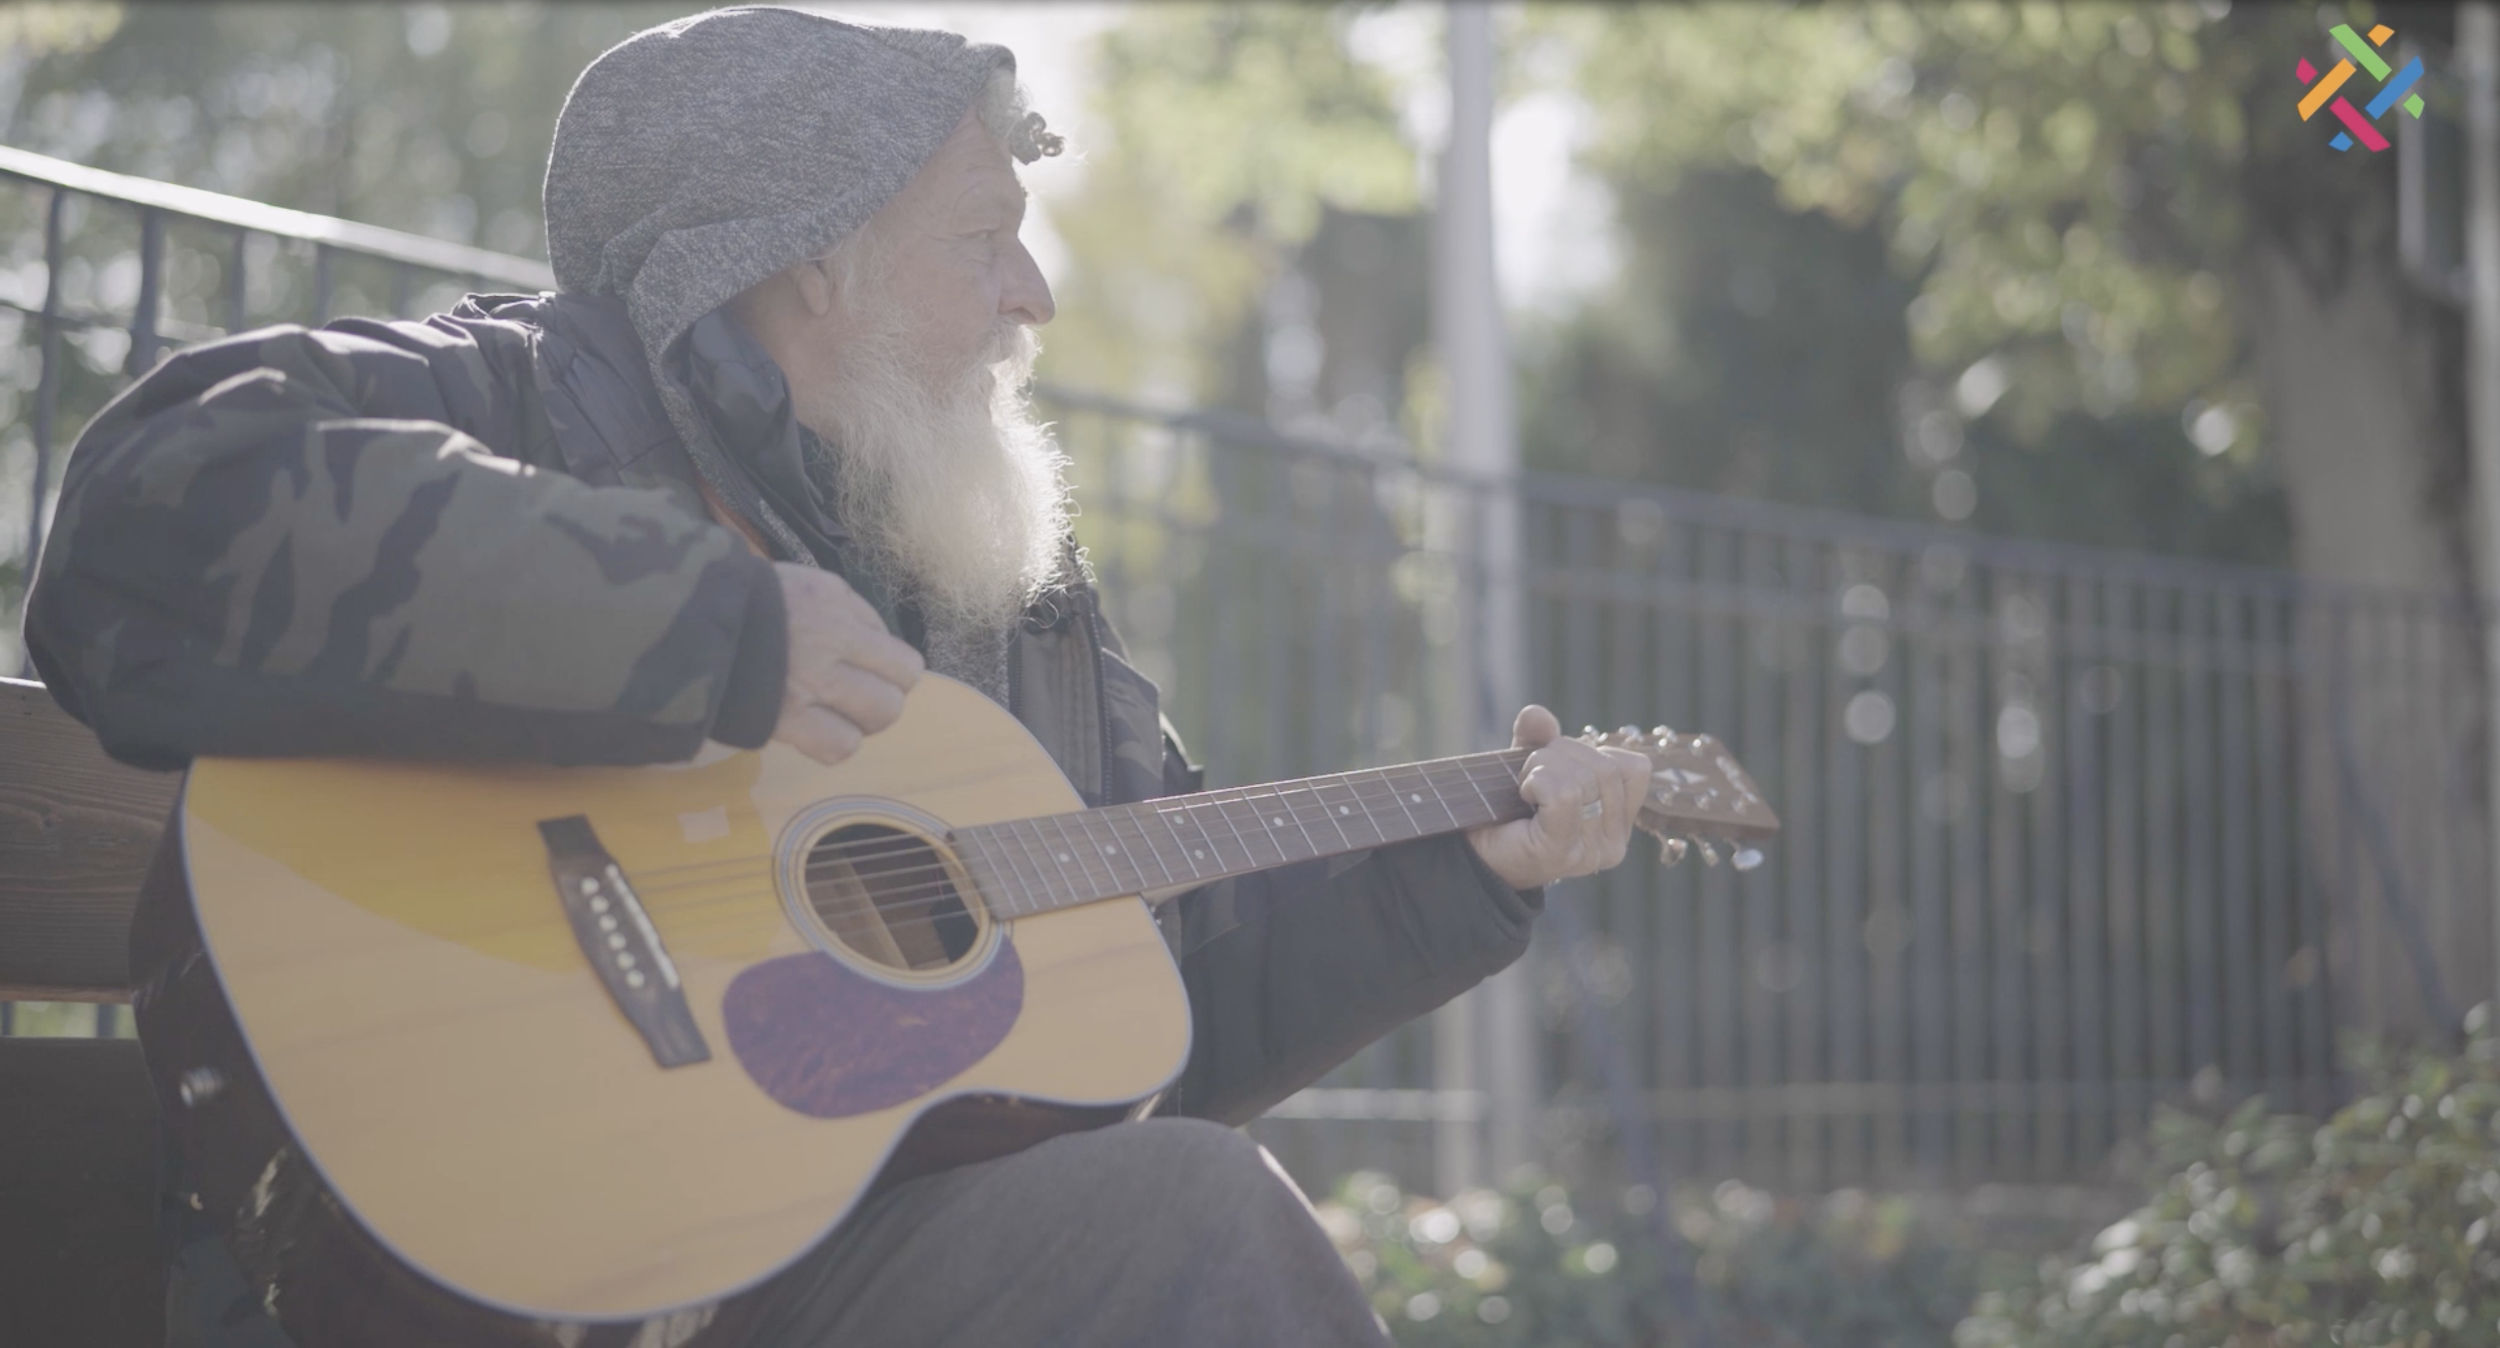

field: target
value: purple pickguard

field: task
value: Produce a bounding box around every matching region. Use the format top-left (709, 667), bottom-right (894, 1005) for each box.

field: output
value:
top-left (721, 941), bottom-right (1024, 1119)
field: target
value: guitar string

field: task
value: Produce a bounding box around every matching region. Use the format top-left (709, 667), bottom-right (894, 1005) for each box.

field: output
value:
top-left (609, 737), bottom-right (1742, 893)
top-left (621, 756), bottom-right (1535, 898)
top-left (636, 745), bottom-right (1766, 917)
top-left (636, 767), bottom-right (1534, 934)
top-left (545, 760), bottom-right (1520, 920)
top-left (630, 760), bottom-right (1535, 910)
top-left (696, 797), bottom-right (1763, 950)
top-left (628, 763), bottom-right (1704, 948)
top-left (536, 794), bottom-right (1757, 961)
top-left (458, 763), bottom-right (1550, 950)
top-left (614, 750), bottom-right (1542, 883)
top-left (630, 752), bottom-right (1764, 938)
top-left (445, 767), bottom-right (1541, 956)
top-left (455, 753), bottom-right (1752, 951)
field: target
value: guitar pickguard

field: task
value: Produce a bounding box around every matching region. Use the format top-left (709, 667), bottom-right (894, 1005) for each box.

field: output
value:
top-left (722, 942), bottom-right (1024, 1118)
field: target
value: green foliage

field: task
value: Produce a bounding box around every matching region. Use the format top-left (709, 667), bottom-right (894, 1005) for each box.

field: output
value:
top-left (1960, 1011), bottom-right (2500, 1347)
top-left (1511, 0), bottom-right (2366, 562)
top-left (1546, 0), bottom-right (2288, 441)
top-left (1328, 1017), bottom-right (2500, 1348)
top-left (0, 2), bottom-right (707, 252)
top-left (1317, 1170), bottom-right (1979, 1347)
top-left (0, 2), bottom-right (124, 60)
top-left (1088, 4), bottom-right (1418, 241)
top-left (0, 3), bottom-right (698, 662)
top-left (1040, 3), bottom-right (1418, 412)
top-left (0, 1000), bottom-right (135, 1038)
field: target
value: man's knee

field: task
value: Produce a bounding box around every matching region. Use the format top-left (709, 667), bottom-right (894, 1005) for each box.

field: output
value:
top-left (1032, 1118), bottom-right (1310, 1229)
top-left (1113, 1116), bottom-right (1270, 1169)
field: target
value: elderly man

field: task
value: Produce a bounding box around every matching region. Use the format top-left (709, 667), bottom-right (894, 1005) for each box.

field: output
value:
top-left (25, 10), bottom-right (1651, 1347)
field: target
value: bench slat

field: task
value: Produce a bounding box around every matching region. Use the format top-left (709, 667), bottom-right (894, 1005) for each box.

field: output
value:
top-left (0, 678), bottom-right (177, 997)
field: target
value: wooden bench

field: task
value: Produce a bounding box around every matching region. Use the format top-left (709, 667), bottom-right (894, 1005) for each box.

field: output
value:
top-left (2, 675), bottom-right (182, 1347)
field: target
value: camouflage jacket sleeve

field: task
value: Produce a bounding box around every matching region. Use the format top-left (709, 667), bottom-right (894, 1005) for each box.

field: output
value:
top-left (23, 323), bottom-right (786, 771)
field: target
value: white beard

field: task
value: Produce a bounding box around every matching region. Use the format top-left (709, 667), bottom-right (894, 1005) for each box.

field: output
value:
top-left (790, 318), bottom-right (1071, 641)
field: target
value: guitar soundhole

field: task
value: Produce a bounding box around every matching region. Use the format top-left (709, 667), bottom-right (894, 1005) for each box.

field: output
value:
top-left (800, 824), bottom-right (983, 974)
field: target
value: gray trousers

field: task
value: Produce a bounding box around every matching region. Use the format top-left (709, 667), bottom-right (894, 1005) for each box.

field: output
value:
top-left (173, 1120), bottom-right (1390, 1348)
top-left (736, 1119), bottom-right (1391, 1347)
top-left (170, 1119), bottom-right (1387, 1348)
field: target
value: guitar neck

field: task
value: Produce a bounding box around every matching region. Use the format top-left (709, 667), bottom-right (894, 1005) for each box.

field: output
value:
top-left (951, 748), bottom-right (1535, 917)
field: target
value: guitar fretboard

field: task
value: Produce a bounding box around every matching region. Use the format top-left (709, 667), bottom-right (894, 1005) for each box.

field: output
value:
top-left (951, 748), bottom-right (1535, 916)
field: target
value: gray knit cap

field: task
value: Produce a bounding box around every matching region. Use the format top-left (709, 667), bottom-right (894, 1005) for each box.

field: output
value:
top-left (542, 6), bottom-right (1023, 557)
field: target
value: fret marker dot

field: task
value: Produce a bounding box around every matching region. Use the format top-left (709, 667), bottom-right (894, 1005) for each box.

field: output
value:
top-left (1056, 851), bottom-right (1071, 863)
top-left (1103, 845), bottom-right (1118, 855)
top-left (1272, 816), bottom-right (1285, 827)
top-left (1193, 849), bottom-right (1206, 860)
top-left (1409, 793), bottom-right (1423, 804)
top-left (1338, 805), bottom-right (1350, 816)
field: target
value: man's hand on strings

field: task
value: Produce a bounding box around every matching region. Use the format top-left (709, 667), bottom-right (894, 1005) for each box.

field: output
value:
top-left (1465, 705), bottom-right (1653, 892)
top-left (770, 563), bottom-right (925, 765)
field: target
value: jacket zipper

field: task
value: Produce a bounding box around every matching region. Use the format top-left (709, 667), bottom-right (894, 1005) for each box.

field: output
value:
top-left (1078, 587), bottom-right (1118, 807)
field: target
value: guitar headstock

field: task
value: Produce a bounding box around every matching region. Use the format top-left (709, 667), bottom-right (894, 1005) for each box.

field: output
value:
top-left (1576, 724), bottom-right (1783, 870)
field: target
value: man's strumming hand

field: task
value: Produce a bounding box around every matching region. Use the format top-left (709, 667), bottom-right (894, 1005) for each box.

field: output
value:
top-left (770, 563), bottom-right (925, 765)
top-left (1466, 705), bottom-right (1654, 892)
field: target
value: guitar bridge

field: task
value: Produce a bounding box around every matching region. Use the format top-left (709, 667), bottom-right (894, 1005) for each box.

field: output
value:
top-left (538, 816), bottom-right (710, 1069)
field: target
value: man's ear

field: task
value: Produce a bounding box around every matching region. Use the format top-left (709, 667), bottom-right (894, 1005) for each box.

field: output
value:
top-left (793, 260), bottom-right (837, 319)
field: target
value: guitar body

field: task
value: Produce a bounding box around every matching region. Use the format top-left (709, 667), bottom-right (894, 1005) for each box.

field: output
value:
top-left (178, 674), bottom-right (1190, 1322)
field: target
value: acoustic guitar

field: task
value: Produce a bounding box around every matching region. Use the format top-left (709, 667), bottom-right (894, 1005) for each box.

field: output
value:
top-left (174, 672), bottom-right (1778, 1320)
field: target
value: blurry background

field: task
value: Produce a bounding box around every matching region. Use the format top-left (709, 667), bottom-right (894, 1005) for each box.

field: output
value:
top-left (6, 2), bottom-right (2500, 1342)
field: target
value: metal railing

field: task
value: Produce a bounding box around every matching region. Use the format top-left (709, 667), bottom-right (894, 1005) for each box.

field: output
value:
top-left (0, 144), bottom-right (552, 675)
top-left (1046, 388), bottom-right (2490, 1192)
top-left (3, 147), bottom-right (2487, 1196)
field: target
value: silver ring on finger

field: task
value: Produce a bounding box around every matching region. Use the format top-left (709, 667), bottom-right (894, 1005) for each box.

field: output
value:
top-left (1578, 798), bottom-right (1606, 822)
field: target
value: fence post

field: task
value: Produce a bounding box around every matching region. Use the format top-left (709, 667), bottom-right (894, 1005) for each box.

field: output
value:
top-left (124, 207), bottom-right (164, 376)
top-left (1432, 0), bottom-right (1536, 1193)
top-left (17, 189), bottom-right (67, 679)
top-left (2458, 2), bottom-right (2500, 1015)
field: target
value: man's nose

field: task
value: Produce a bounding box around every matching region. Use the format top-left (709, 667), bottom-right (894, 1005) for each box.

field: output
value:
top-left (1002, 238), bottom-right (1055, 327)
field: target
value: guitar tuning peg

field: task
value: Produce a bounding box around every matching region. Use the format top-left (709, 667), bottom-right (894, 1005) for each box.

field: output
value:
top-left (1659, 836), bottom-right (1689, 865)
top-left (1581, 725), bottom-right (1601, 741)
top-left (1615, 724), bottom-right (1642, 742)
top-left (1651, 724), bottom-right (1674, 742)
top-left (1731, 845), bottom-right (1765, 872)
top-left (1697, 840), bottom-right (1721, 867)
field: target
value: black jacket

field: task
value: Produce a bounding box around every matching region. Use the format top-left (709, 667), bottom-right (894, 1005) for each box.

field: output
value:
top-left (30, 292), bottom-right (1539, 1345)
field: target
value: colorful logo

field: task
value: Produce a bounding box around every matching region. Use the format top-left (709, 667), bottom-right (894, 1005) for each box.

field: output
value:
top-left (2295, 22), bottom-right (2424, 152)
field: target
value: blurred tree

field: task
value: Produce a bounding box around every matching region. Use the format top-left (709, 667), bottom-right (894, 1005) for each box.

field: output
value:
top-left (1528, 0), bottom-right (2479, 1040)
top-left (1034, 3), bottom-right (1463, 792)
top-left (1037, 2), bottom-right (1425, 431)
top-left (0, 2), bottom-right (701, 257)
top-left (0, 0), bottom-right (126, 626)
top-left (1530, 0), bottom-right (2468, 581)
top-left (0, 2), bottom-right (701, 666)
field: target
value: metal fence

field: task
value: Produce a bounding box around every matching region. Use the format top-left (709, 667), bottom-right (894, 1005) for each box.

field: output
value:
top-left (1045, 389), bottom-right (2493, 1195)
top-left (3, 146), bottom-right (2491, 1198)
top-left (0, 144), bottom-right (552, 675)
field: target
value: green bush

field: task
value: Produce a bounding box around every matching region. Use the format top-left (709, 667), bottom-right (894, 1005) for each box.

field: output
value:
top-left (1315, 1169), bottom-right (1978, 1347)
top-left (1325, 1017), bottom-right (2500, 1346)
top-left (1959, 1010), bottom-right (2500, 1348)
